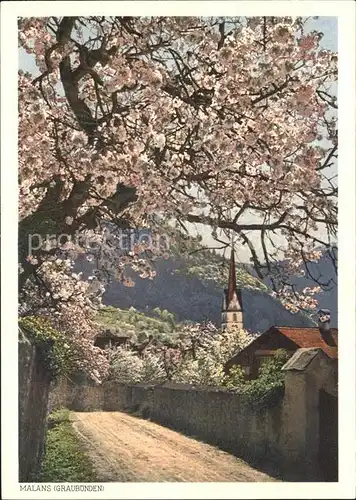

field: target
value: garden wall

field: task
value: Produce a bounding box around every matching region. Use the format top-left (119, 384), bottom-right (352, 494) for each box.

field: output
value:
top-left (19, 338), bottom-right (52, 481)
top-left (50, 379), bottom-right (284, 477)
top-left (49, 347), bottom-right (338, 482)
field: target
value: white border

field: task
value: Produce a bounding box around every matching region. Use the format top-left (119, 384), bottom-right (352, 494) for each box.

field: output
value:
top-left (1, 1), bottom-right (355, 499)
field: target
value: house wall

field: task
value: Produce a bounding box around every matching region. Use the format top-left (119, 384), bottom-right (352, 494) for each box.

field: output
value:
top-left (303, 356), bottom-right (338, 480)
top-left (226, 331), bottom-right (297, 379)
top-left (280, 353), bottom-right (338, 481)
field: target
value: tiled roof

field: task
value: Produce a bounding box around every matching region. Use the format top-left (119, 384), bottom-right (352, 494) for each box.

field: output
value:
top-left (274, 327), bottom-right (338, 359)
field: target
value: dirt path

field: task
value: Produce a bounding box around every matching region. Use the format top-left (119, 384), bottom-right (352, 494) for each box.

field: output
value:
top-left (72, 411), bottom-right (277, 482)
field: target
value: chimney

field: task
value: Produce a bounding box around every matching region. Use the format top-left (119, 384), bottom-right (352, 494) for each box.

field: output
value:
top-left (317, 308), bottom-right (331, 334)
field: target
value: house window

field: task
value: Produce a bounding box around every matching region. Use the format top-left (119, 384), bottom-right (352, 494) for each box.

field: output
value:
top-left (233, 313), bottom-right (238, 322)
top-left (244, 366), bottom-right (251, 376)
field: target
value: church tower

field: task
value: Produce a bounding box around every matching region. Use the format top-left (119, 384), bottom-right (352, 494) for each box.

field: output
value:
top-left (221, 249), bottom-right (244, 330)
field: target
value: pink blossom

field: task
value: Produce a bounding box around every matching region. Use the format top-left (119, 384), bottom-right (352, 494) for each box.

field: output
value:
top-left (18, 16), bottom-right (337, 366)
top-left (299, 35), bottom-right (317, 51)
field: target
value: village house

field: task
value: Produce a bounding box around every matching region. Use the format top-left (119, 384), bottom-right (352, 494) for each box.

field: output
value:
top-left (221, 249), bottom-right (338, 379)
top-left (94, 329), bottom-right (130, 349)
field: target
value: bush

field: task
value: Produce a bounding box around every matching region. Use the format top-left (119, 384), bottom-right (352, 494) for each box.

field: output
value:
top-left (109, 346), bottom-right (166, 384)
top-left (242, 349), bottom-right (290, 412)
top-left (222, 365), bottom-right (245, 390)
top-left (47, 408), bottom-right (71, 427)
top-left (40, 409), bottom-right (96, 482)
top-left (19, 316), bottom-right (77, 379)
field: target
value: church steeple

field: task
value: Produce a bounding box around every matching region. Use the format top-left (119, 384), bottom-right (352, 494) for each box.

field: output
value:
top-left (227, 247), bottom-right (237, 306)
top-left (221, 248), bottom-right (243, 330)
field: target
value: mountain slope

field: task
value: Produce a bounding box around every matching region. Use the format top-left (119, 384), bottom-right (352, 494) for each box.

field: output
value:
top-left (77, 249), bottom-right (337, 333)
top-left (102, 258), bottom-right (324, 332)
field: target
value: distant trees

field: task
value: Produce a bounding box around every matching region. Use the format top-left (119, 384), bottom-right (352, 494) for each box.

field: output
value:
top-left (108, 325), bottom-right (291, 411)
top-left (95, 305), bottom-right (179, 344)
top-left (108, 321), bottom-right (258, 386)
top-left (152, 307), bottom-right (177, 329)
top-left (109, 347), bottom-right (166, 384)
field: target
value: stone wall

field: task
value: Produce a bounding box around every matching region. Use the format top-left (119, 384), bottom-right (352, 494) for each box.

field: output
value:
top-left (49, 348), bottom-right (338, 481)
top-left (19, 338), bottom-right (52, 482)
top-left (50, 380), bottom-right (285, 477)
top-left (49, 379), bottom-right (133, 412)
top-left (150, 383), bottom-right (283, 474)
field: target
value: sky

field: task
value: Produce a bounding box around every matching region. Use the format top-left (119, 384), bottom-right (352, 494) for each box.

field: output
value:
top-left (186, 17), bottom-right (338, 261)
top-left (18, 16), bottom-right (338, 72)
top-left (18, 16), bottom-right (338, 263)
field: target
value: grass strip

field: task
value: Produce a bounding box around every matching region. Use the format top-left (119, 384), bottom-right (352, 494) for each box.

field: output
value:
top-left (40, 408), bottom-right (96, 482)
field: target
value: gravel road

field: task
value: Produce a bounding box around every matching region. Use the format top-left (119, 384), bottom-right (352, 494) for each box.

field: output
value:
top-left (72, 411), bottom-right (276, 482)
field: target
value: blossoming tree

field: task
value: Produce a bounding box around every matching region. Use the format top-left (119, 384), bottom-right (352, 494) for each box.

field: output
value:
top-left (18, 16), bottom-right (337, 381)
top-left (108, 321), bottom-right (257, 387)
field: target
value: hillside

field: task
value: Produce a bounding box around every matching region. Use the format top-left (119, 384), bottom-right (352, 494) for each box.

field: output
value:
top-left (94, 305), bottom-right (181, 344)
top-left (77, 244), bottom-right (337, 333)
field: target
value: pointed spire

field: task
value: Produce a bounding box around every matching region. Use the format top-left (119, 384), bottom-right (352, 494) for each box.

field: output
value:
top-left (221, 237), bottom-right (244, 329)
top-left (227, 248), bottom-right (237, 305)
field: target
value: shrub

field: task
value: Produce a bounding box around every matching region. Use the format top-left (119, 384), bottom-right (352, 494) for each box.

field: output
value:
top-left (222, 365), bottom-right (245, 390)
top-left (109, 347), bottom-right (144, 384)
top-left (109, 346), bottom-right (166, 384)
top-left (47, 408), bottom-right (71, 426)
top-left (19, 316), bottom-right (77, 379)
top-left (242, 349), bottom-right (290, 411)
top-left (173, 356), bottom-right (226, 387)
